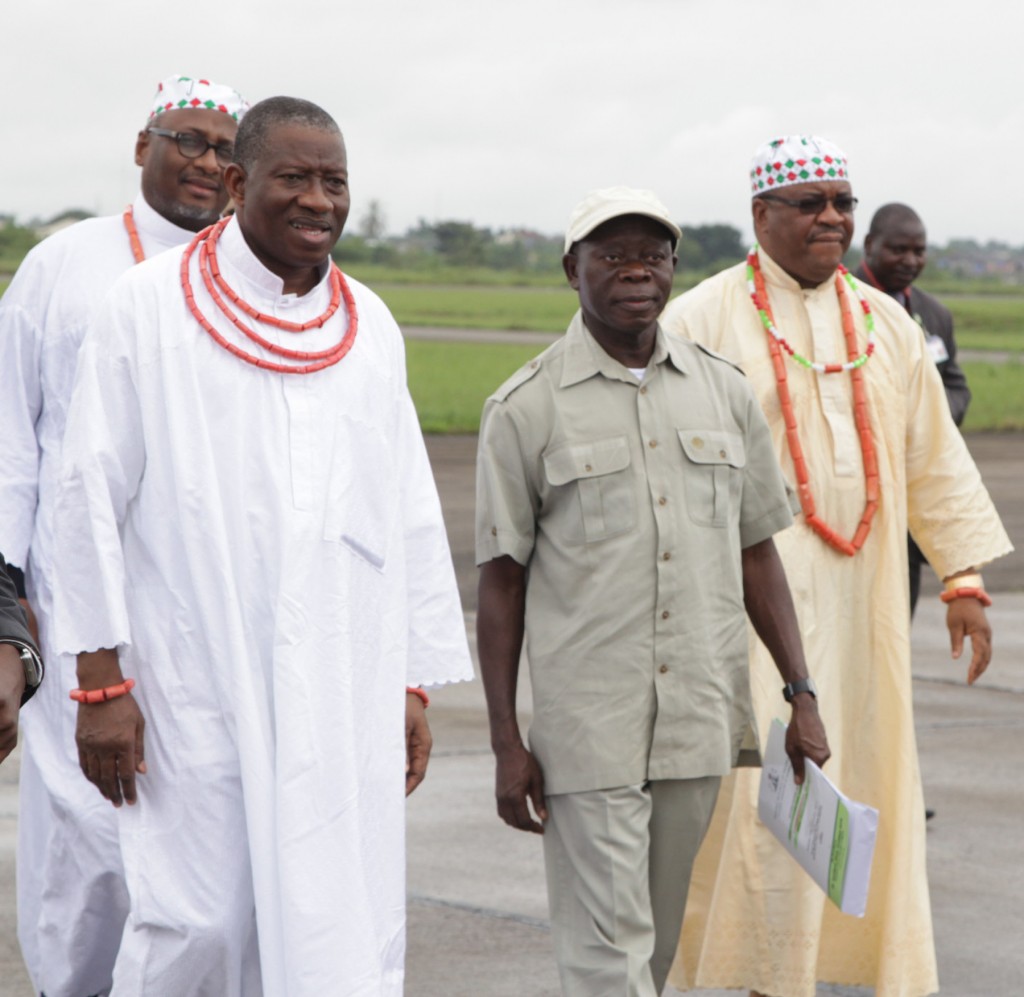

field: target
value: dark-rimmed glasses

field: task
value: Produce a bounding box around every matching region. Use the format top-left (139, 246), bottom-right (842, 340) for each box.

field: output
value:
top-left (758, 192), bottom-right (859, 216)
top-left (147, 128), bottom-right (235, 167)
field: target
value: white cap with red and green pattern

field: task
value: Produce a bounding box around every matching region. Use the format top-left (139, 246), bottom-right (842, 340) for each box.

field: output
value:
top-left (750, 135), bottom-right (849, 196)
top-left (149, 74), bottom-right (249, 122)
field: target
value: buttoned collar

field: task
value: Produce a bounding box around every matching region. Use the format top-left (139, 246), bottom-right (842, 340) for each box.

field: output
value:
top-left (559, 310), bottom-right (691, 389)
top-left (216, 215), bottom-right (331, 303)
top-left (133, 192), bottom-right (197, 252)
top-left (757, 246), bottom-right (837, 297)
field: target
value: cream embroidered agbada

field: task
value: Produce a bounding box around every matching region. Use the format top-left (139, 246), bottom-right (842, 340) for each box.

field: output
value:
top-left (661, 248), bottom-right (1011, 997)
top-left (52, 218), bottom-right (473, 996)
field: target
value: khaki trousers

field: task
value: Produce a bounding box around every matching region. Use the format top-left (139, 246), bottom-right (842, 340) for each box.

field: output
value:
top-left (543, 777), bottom-right (721, 996)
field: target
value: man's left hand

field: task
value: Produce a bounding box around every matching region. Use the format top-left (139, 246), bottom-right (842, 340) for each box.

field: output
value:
top-left (406, 691), bottom-right (433, 796)
top-left (947, 598), bottom-right (992, 685)
top-left (785, 695), bottom-right (830, 785)
top-left (0, 645), bottom-right (27, 764)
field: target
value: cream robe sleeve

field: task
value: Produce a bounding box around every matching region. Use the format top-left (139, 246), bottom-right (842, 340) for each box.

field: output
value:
top-left (897, 304), bottom-right (1012, 576)
top-left (51, 280), bottom-right (146, 656)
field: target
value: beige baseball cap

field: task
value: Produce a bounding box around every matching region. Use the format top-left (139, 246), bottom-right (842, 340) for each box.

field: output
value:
top-left (564, 186), bottom-right (681, 253)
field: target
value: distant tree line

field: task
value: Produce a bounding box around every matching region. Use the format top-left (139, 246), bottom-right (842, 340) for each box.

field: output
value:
top-left (0, 216), bottom-right (39, 267)
top-left (332, 201), bottom-right (750, 274)
top-left (5, 204), bottom-right (1024, 283)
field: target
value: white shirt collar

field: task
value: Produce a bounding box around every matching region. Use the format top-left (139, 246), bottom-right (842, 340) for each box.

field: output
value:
top-left (132, 192), bottom-right (198, 252)
top-left (217, 215), bottom-right (331, 301)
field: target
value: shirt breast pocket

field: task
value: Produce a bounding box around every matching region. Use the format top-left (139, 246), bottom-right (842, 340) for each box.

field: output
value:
top-left (677, 429), bottom-right (746, 528)
top-left (322, 426), bottom-right (397, 572)
top-left (542, 436), bottom-right (636, 544)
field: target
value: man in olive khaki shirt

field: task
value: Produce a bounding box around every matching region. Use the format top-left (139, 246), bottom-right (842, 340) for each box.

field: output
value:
top-left (475, 188), bottom-right (830, 997)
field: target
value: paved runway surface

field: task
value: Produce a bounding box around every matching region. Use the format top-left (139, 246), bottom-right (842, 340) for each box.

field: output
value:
top-left (1, 432), bottom-right (1020, 995)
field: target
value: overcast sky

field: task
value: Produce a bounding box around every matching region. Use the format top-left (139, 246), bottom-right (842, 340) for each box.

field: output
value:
top-left (4, 0), bottom-right (1021, 247)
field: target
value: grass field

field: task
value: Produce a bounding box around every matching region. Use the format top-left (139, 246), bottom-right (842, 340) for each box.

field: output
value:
top-left (406, 340), bottom-right (542, 433)
top-left (405, 341), bottom-right (1024, 434)
top-left (374, 283), bottom-right (576, 332)
top-left (4, 271), bottom-right (1021, 351)
top-left (4, 270), bottom-right (1020, 431)
top-left (960, 361), bottom-right (1024, 431)
top-left (374, 282), bottom-right (1023, 352)
top-left (943, 298), bottom-right (1024, 351)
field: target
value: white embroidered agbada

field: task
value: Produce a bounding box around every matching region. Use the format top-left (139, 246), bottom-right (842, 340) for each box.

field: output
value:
top-left (0, 194), bottom-right (196, 997)
top-left (52, 217), bottom-right (473, 996)
top-left (661, 249), bottom-right (1011, 997)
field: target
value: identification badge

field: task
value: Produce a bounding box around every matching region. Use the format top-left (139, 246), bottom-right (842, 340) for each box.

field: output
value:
top-left (925, 333), bottom-right (950, 365)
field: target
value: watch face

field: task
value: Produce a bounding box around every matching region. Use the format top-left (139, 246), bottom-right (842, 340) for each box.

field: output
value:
top-left (20, 648), bottom-right (42, 687)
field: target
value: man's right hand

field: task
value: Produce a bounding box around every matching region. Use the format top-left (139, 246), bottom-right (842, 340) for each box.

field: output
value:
top-left (75, 648), bottom-right (147, 807)
top-left (76, 694), bottom-right (146, 807)
top-left (494, 741), bottom-right (547, 834)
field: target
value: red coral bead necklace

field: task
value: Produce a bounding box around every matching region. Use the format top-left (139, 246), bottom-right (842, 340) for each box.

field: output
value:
top-left (749, 247), bottom-right (880, 556)
top-left (122, 207), bottom-right (146, 264)
top-left (180, 217), bottom-right (358, 375)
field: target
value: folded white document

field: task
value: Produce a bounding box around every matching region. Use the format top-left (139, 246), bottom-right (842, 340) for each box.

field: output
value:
top-left (758, 719), bottom-right (879, 917)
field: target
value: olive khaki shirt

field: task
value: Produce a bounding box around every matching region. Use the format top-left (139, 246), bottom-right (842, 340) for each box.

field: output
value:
top-left (476, 313), bottom-right (794, 795)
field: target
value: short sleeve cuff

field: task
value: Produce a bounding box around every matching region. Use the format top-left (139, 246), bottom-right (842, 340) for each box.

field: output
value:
top-left (475, 529), bottom-right (534, 568)
top-left (739, 504), bottom-right (794, 550)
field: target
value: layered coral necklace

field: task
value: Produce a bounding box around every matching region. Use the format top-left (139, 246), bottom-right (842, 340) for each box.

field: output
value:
top-left (180, 217), bottom-right (357, 374)
top-left (122, 207), bottom-right (146, 264)
top-left (746, 246), bottom-right (879, 556)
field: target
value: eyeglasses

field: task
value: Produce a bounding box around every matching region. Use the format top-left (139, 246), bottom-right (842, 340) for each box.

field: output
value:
top-left (758, 192), bottom-right (859, 216)
top-left (147, 128), bottom-right (235, 167)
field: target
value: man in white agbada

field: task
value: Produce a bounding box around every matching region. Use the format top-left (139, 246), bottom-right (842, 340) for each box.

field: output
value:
top-left (52, 96), bottom-right (473, 995)
top-left (0, 73), bottom-right (246, 996)
top-left (661, 136), bottom-right (1012, 997)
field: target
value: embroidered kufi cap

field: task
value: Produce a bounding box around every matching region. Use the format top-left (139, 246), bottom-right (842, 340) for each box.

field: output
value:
top-left (149, 74), bottom-right (250, 122)
top-left (564, 186), bottom-right (681, 253)
top-left (750, 135), bottom-right (850, 196)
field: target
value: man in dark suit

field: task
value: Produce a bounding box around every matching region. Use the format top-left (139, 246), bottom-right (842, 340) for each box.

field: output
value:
top-left (1, 554), bottom-right (43, 763)
top-left (855, 203), bottom-right (971, 613)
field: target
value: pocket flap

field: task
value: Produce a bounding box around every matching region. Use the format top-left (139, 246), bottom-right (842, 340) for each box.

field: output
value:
top-left (542, 436), bottom-right (631, 486)
top-left (677, 429), bottom-right (746, 468)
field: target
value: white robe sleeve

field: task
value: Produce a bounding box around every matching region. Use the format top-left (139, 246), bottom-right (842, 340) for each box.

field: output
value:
top-left (52, 289), bottom-right (147, 656)
top-left (0, 270), bottom-right (44, 567)
top-left (391, 339), bottom-right (473, 689)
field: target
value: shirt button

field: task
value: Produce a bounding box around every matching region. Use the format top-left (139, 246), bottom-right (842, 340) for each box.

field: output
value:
top-left (658, 496), bottom-right (667, 506)
top-left (719, 449), bottom-right (727, 459)
top-left (491, 526), bottom-right (497, 536)
top-left (639, 385), bottom-right (648, 395)
top-left (659, 664), bottom-right (669, 674)
top-left (585, 463), bottom-right (592, 472)
top-left (692, 436), bottom-right (704, 449)
top-left (661, 610), bottom-right (670, 620)
top-left (649, 439), bottom-right (658, 448)
top-left (662, 552), bottom-right (671, 561)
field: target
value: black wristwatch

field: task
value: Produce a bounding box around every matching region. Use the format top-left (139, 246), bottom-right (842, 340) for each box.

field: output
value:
top-left (782, 677), bottom-right (817, 702)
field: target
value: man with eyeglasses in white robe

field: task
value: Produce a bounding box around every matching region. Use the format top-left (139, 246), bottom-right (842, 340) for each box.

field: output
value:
top-left (0, 73), bottom-right (247, 997)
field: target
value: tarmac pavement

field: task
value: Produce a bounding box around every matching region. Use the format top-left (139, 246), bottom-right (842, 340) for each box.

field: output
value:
top-left (407, 431), bottom-right (1023, 997)
top-left (1, 432), bottom-right (1020, 996)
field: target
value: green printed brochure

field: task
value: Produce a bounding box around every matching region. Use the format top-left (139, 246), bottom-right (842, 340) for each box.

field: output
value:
top-left (757, 719), bottom-right (879, 917)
